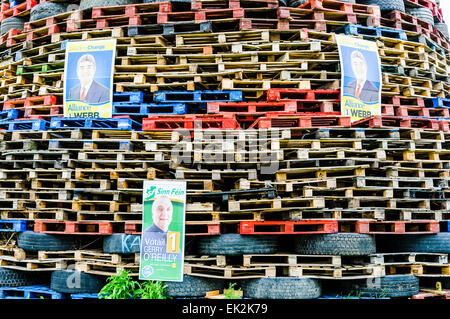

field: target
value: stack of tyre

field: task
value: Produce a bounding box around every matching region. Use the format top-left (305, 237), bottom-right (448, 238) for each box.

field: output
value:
top-left (377, 233), bottom-right (450, 291)
top-left (356, 0), bottom-right (448, 39)
top-left (279, 0), bottom-right (449, 40)
top-left (182, 233), bottom-right (422, 299)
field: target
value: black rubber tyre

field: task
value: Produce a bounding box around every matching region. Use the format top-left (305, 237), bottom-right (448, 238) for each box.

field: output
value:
top-left (357, 0), bottom-right (405, 12)
top-left (30, 2), bottom-right (69, 22)
top-left (0, 267), bottom-right (48, 287)
top-left (0, 16), bottom-right (25, 35)
top-left (436, 22), bottom-right (449, 40)
top-left (406, 7), bottom-right (434, 26)
top-left (343, 275), bottom-right (419, 298)
top-left (242, 277), bottom-right (321, 299)
top-left (282, 0), bottom-right (354, 6)
top-left (376, 233), bottom-right (450, 254)
top-left (50, 270), bottom-right (105, 294)
top-left (18, 231), bottom-right (79, 252)
top-left (294, 233), bottom-right (376, 256)
top-left (103, 234), bottom-right (141, 254)
top-left (196, 234), bottom-right (279, 256)
top-left (164, 275), bottom-right (225, 297)
top-left (80, 0), bottom-right (140, 10)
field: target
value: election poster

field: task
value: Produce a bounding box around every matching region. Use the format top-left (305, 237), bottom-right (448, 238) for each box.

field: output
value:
top-left (63, 39), bottom-right (116, 118)
top-left (336, 34), bottom-right (382, 122)
top-left (139, 181), bottom-right (187, 282)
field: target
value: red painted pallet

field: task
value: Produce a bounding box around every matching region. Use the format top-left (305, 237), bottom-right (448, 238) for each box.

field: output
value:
top-left (266, 89), bottom-right (340, 102)
top-left (251, 114), bottom-right (351, 129)
top-left (439, 120), bottom-right (450, 132)
top-left (384, 10), bottom-right (434, 34)
top-left (279, 7), bottom-right (380, 27)
top-left (271, 18), bottom-right (328, 32)
top-left (297, 0), bottom-right (381, 17)
top-left (351, 116), bottom-right (440, 130)
top-left (91, 2), bottom-right (173, 19)
top-left (25, 24), bottom-right (65, 42)
top-left (157, 8), bottom-right (248, 24)
top-left (3, 99), bottom-right (27, 110)
top-left (191, 0), bottom-right (278, 10)
top-left (381, 105), bottom-right (395, 116)
top-left (95, 13), bottom-right (160, 29)
top-left (34, 220), bottom-right (123, 235)
top-left (0, 0), bottom-right (37, 21)
top-left (3, 95), bottom-right (58, 110)
top-left (143, 114), bottom-right (240, 130)
top-left (383, 96), bottom-right (425, 108)
top-left (232, 111), bottom-right (341, 128)
top-left (0, 28), bottom-right (23, 46)
top-left (239, 220), bottom-right (338, 234)
top-left (25, 95), bottom-right (60, 107)
top-left (405, 0), bottom-right (436, 11)
top-left (24, 10), bottom-right (83, 32)
top-left (23, 105), bottom-right (63, 118)
top-left (341, 220), bottom-right (440, 234)
top-left (394, 106), bottom-right (450, 118)
top-left (207, 101), bottom-right (298, 114)
top-left (185, 223), bottom-right (221, 236)
top-left (0, 2), bottom-right (8, 12)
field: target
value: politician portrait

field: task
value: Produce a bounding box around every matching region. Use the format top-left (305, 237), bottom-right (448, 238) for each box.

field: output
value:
top-left (68, 54), bottom-right (111, 104)
top-left (343, 50), bottom-right (380, 104)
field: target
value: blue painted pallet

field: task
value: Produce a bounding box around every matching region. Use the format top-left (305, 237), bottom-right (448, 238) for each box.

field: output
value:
top-left (416, 34), bottom-right (446, 57)
top-left (0, 119), bottom-right (48, 131)
top-left (10, 0), bottom-right (26, 8)
top-left (50, 117), bottom-right (142, 131)
top-left (112, 103), bottom-right (187, 115)
top-left (113, 91), bottom-right (152, 105)
top-left (0, 219), bottom-right (29, 232)
top-left (425, 97), bottom-right (450, 108)
top-left (342, 24), bottom-right (407, 41)
top-left (70, 293), bottom-right (99, 300)
top-left (0, 285), bottom-right (65, 299)
top-left (0, 109), bottom-right (19, 120)
top-left (153, 90), bottom-right (243, 103)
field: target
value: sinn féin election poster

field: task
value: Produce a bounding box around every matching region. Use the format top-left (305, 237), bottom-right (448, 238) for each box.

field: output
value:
top-left (336, 34), bottom-right (382, 122)
top-left (63, 39), bottom-right (116, 118)
top-left (139, 181), bottom-right (187, 282)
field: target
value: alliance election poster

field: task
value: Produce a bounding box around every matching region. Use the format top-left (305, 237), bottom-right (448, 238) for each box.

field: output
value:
top-left (336, 34), bottom-right (382, 122)
top-left (63, 39), bottom-right (116, 118)
top-left (139, 181), bottom-right (187, 282)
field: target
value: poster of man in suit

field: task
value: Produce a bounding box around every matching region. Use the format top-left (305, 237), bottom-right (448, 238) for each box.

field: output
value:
top-left (337, 35), bottom-right (382, 122)
top-left (140, 181), bottom-right (187, 282)
top-left (64, 39), bottom-right (116, 118)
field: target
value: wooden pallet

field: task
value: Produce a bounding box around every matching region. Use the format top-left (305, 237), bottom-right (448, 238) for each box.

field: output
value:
top-left (75, 261), bottom-right (139, 277)
top-left (74, 250), bottom-right (138, 264)
top-left (0, 255), bottom-right (66, 271)
top-left (184, 263), bottom-right (276, 279)
top-left (289, 264), bottom-right (385, 279)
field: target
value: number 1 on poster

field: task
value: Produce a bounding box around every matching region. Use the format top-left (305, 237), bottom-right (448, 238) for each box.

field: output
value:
top-left (167, 231), bottom-right (180, 253)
